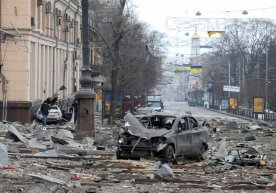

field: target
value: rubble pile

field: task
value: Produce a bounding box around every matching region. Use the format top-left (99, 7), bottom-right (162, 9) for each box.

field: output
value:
top-left (0, 115), bottom-right (275, 193)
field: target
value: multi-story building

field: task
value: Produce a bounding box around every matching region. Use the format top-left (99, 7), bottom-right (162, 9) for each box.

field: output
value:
top-left (0, 0), bottom-right (82, 122)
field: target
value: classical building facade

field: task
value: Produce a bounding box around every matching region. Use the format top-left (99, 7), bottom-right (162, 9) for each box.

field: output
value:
top-left (0, 0), bottom-right (82, 122)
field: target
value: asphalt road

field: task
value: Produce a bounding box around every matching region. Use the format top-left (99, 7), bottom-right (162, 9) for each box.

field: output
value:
top-left (163, 101), bottom-right (243, 120)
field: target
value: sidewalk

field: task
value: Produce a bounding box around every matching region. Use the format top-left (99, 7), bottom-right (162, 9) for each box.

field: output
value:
top-left (204, 107), bottom-right (273, 125)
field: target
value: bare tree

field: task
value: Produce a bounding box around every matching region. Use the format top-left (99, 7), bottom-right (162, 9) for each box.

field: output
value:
top-left (89, 0), bottom-right (167, 121)
top-left (204, 18), bottom-right (276, 109)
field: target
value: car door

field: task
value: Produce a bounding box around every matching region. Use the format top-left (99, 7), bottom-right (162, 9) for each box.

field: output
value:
top-left (187, 117), bottom-right (201, 154)
top-left (175, 116), bottom-right (190, 155)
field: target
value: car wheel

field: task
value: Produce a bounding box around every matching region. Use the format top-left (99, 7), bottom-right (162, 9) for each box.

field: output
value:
top-left (164, 145), bottom-right (175, 163)
top-left (197, 143), bottom-right (207, 160)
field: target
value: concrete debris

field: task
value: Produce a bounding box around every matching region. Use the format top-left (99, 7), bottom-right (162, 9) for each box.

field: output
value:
top-left (32, 129), bottom-right (53, 141)
top-left (33, 149), bottom-right (59, 157)
top-left (224, 154), bottom-right (235, 163)
top-left (56, 129), bottom-right (74, 140)
top-left (244, 135), bottom-right (256, 141)
top-left (152, 161), bottom-right (162, 169)
top-left (213, 127), bottom-right (221, 132)
top-left (28, 138), bottom-right (47, 150)
top-left (248, 124), bottom-right (262, 130)
top-left (155, 163), bottom-right (174, 181)
top-left (146, 173), bottom-right (155, 179)
top-left (214, 137), bottom-right (228, 160)
top-left (51, 136), bottom-right (69, 145)
top-left (207, 182), bottom-right (223, 189)
top-left (239, 124), bottom-right (251, 132)
top-left (29, 174), bottom-right (66, 185)
top-left (0, 143), bottom-right (8, 167)
top-left (257, 121), bottom-right (273, 127)
top-left (245, 147), bottom-right (259, 154)
top-left (65, 139), bottom-right (84, 148)
top-left (0, 108), bottom-right (275, 192)
top-left (82, 137), bottom-right (95, 148)
top-left (5, 125), bottom-right (29, 143)
top-left (225, 121), bottom-right (238, 129)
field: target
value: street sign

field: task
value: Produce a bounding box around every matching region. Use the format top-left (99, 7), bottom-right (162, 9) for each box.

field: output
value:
top-left (223, 85), bottom-right (240, 92)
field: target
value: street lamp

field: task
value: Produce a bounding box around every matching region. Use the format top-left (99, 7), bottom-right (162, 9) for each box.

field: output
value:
top-left (196, 11), bottom-right (201, 16)
top-left (242, 10), bottom-right (248, 15)
top-left (76, 0), bottom-right (96, 138)
top-left (265, 46), bottom-right (269, 110)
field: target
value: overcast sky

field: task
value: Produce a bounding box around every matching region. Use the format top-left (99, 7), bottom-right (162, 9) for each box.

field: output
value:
top-left (132, 0), bottom-right (276, 32)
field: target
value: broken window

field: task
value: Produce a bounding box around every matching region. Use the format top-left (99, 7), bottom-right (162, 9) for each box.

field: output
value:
top-left (178, 118), bottom-right (188, 131)
top-left (188, 117), bottom-right (198, 129)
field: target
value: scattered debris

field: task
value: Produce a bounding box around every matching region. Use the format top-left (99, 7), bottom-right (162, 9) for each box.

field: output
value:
top-left (29, 174), bottom-right (66, 185)
top-left (0, 109), bottom-right (275, 192)
top-left (244, 135), bottom-right (256, 141)
top-left (226, 121), bottom-right (238, 129)
top-left (155, 163), bottom-right (174, 181)
top-left (0, 144), bottom-right (8, 167)
top-left (5, 125), bottom-right (28, 143)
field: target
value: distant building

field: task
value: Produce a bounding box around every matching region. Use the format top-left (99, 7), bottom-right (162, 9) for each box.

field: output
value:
top-left (190, 30), bottom-right (201, 65)
top-left (187, 29), bottom-right (203, 96)
top-left (0, 0), bottom-right (82, 122)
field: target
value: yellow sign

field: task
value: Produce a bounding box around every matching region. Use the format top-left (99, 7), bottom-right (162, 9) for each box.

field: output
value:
top-left (97, 92), bottom-right (102, 100)
top-left (229, 98), bottom-right (237, 110)
top-left (253, 97), bottom-right (264, 113)
top-left (190, 68), bottom-right (202, 73)
top-left (207, 31), bottom-right (225, 37)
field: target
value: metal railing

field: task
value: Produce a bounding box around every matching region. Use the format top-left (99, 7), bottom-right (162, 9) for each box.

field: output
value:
top-left (210, 106), bottom-right (276, 122)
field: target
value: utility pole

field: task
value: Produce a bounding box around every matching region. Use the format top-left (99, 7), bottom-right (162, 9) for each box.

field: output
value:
top-left (265, 46), bottom-right (268, 110)
top-left (228, 61), bottom-right (230, 99)
top-left (76, 0), bottom-right (96, 138)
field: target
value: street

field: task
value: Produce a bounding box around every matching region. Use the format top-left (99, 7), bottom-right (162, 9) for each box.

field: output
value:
top-left (0, 102), bottom-right (275, 193)
top-left (164, 101), bottom-right (243, 120)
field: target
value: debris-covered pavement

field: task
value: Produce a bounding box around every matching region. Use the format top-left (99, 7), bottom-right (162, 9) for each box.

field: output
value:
top-left (0, 112), bottom-right (275, 193)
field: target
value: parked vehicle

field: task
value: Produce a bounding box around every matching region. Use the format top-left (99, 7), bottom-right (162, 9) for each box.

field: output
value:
top-left (35, 105), bottom-right (63, 124)
top-left (135, 95), bottom-right (164, 116)
top-left (117, 112), bottom-right (209, 162)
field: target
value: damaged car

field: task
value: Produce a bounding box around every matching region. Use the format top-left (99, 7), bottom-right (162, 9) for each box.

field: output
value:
top-left (117, 112), bottom-right (209, 162)
top-left (35, 104), bottom-right (63, 124)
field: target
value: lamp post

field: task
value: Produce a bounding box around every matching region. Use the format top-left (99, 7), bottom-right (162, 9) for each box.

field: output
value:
top-left (265, 46), bottom-right (269, 110)
top-left (76, 0), bottom-right (96, 138)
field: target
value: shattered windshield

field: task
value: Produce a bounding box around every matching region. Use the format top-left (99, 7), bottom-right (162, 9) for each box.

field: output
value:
top-left (124, 113), bottom-right (172, 139)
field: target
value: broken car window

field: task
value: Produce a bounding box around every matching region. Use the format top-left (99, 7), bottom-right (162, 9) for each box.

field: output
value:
top-left (178, 118), bottom-right (188, 131)
top-left (140, 115), bottom-right (175, 130)
top-left (188, 117), bottom-right (198, 129)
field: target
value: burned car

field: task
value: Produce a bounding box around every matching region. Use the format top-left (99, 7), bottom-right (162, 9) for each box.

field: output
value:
top-left (117, 112), bottom-right (209, 162)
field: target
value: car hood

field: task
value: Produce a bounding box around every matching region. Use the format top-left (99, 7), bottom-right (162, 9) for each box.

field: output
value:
top-left (124, 113), bottom-right (170, 140)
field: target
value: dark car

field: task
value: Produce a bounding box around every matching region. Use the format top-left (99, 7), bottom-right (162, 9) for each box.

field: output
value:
top-left (117, 112), bottom-right (209, 162)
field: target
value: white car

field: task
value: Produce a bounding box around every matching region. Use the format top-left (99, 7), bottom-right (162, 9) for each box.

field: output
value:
top-left (35, 105), bottom-right (63, 124)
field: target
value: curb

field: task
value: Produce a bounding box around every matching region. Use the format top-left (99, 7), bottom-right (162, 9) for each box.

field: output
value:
top-left (202, 107), bottom-right (264, 122)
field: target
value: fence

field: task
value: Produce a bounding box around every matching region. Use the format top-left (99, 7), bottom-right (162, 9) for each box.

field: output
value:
top-left (210, 106), bottom-right (276, 122)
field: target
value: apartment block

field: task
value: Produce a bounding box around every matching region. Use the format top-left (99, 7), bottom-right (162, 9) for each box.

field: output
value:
top-left (0, 0), bottom-right (82, 122)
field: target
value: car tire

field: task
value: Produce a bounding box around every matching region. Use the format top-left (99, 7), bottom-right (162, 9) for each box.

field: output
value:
top-left (197, 143), bottom-right (207, 160)
top-left (164, 145), bottom-right (175, 163)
